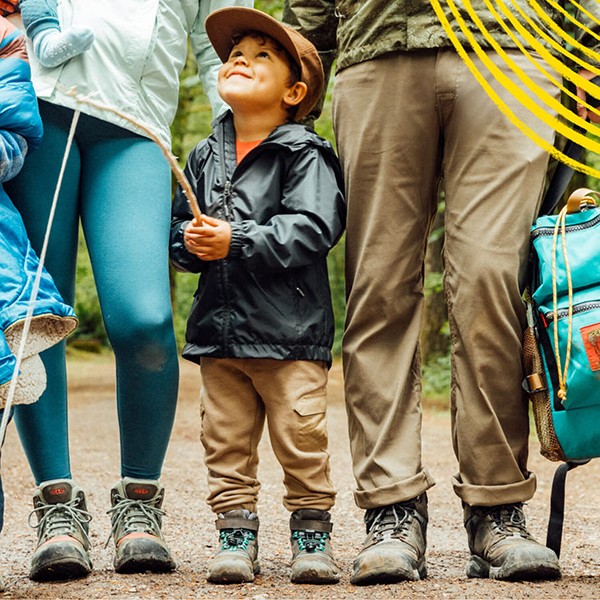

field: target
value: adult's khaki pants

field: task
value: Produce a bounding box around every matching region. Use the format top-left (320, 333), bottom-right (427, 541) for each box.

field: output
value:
top-left (199, 357), bottom-right (336, 514)
top-left (333, 49), bottom-right (559, 509)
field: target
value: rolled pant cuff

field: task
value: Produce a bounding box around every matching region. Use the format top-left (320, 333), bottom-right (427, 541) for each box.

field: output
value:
top-left (452, 472), bottom-right (537, 507)
top-left (354, 469), bottom-right (435, 509)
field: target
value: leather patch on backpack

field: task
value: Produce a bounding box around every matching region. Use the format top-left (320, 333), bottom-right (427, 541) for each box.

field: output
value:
top-left (581, 323), bottom-right (600, 371)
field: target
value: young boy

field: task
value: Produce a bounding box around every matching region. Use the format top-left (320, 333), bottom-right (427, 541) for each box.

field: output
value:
top-left (0, 0), bottom-right (93, 68)
top-left (170, 6), bottom-right (346, 585)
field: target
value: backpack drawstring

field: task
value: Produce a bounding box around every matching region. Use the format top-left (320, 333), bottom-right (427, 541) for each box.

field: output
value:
top-left (551, 205), bottom-right (573, 403)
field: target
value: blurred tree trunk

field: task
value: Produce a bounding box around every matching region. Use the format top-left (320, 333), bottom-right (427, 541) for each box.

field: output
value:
top-left (421, 200), bottom-right (449, 362)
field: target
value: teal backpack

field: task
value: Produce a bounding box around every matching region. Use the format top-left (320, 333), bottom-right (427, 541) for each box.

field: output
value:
top-left (525, 185), bottom-right (600, 557)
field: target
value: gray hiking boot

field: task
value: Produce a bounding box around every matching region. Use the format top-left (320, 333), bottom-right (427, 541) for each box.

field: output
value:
top-left (351, 494), bottom-right (428, 585)
top-left (207, 510), bottom-right (259, 584)
top-left (464, 502), bottom-right (561, 581)
top-left (107, 478), bottom-right (176, 574)
top-left (290, 509), bottom-right (340, 584)
top-left (28, 479), bottom-right (92, 582)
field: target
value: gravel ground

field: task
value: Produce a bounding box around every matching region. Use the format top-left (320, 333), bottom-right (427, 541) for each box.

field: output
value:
top-left (1, 353), bottom-right (600, 599)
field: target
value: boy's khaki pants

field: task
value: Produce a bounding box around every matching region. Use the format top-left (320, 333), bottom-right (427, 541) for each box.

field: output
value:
top-left (333, 49), bottom-right (559, 509)
top-left (199, 357), bottom-right (336, 514)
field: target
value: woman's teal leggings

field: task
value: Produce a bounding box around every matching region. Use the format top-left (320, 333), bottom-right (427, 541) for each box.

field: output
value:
top-left (6, 101), bottom-right (179, 484)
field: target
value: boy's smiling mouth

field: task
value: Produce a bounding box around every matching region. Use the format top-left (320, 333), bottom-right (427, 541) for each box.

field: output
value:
top-left (228, 70), bottom-right (251, 79)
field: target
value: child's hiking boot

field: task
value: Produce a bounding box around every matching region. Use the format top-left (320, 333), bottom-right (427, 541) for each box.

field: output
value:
top-left (207, 510), bottom-right (259, 584)
top-left (351, 494), bottom-right (428, 585)
top-left (289, 509), bottom-right (340, 584)
top-left (464, 502), bottom-right (561, 581)
top-left (107, 477), bottom-right (175, 574)
top-left (28, 479), bottom-right (92, 582)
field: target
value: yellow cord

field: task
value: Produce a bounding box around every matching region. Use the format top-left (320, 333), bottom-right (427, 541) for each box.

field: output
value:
top-left (551, 205), bottom-right (573, 403)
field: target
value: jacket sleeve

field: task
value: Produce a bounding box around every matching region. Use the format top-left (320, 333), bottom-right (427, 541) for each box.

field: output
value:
top-left (170, 147), bottom-right (205, 274)
top-left (573, 0), bottom-right (600, 67)
top-left (228, 146), bottom-right (346, 272)
top-left (0, 16), bottom-right (43, 181)
top-left (190, 0), bottom-right (254, 119)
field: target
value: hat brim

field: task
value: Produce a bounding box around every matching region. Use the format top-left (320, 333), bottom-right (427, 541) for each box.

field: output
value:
top-left (206, 7), bottom-right (302, 74)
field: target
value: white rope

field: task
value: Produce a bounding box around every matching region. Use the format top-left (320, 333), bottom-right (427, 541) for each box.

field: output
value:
top-left (0, 109), bottom-right (81, 448)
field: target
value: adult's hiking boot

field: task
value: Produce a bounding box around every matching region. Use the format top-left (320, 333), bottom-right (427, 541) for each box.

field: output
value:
top-left (107, 477), bottom-right (176, 574)
top-left (464, 502), bottom-right (561, 581)
top-left (351, 494), bottom-right (428, 585)
top-left (28, 479), bottom-right (92, 582)
top-left (207, 509), bottom-right (259, 584)
top-left (289, 508), bottom-right (340, 584)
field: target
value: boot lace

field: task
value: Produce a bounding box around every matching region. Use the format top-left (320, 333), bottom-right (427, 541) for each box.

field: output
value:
top-left (486, 504), bottom-right (532, 540)
top-left (292, 530), bottom-right (329, 553)
top-left (219, 528), bottom-right (256, 552)
top-left (366, 502), bottom-right (418, 544)
top-left (29, 497), bottom-right (92, 546)
top-left (106, 496), bottom-right (166, 547)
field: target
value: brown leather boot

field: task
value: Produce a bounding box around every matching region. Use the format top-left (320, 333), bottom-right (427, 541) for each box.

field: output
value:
top-left (351, 494), bottom-right (428, 585)
top-left (464, 503), bottom-right (561, 581)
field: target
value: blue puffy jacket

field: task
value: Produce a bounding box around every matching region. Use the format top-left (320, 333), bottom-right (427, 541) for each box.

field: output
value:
top-left (0, 17), bottom-right (77, 407)
top-left (170, 111), bottom-right (346, 366)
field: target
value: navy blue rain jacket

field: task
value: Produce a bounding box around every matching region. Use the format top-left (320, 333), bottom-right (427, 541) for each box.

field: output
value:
top-left (170, 111), bottom-right (345, 366)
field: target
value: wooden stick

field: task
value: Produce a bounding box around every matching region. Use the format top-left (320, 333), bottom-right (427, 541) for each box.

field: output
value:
top-left (68, 88), bottom-right (203, 222)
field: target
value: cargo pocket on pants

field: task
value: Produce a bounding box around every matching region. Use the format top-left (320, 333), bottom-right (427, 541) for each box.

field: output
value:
top-left (293, 392), bottom-right (328, 452)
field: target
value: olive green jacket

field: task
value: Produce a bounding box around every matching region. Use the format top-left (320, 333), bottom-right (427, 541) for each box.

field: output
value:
top-left (284, 0), bottom-right (600, 74)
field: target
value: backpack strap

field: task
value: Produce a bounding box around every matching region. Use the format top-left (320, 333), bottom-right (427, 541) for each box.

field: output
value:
top-left (539, 136), bottom-right (586, 216)
top-left (546, 460), bottom-right (590, 557)
top-left (538, 75), bottom-right (600, 217)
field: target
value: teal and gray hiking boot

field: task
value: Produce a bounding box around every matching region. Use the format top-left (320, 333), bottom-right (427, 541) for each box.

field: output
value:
top-left (351, 494), bottom-right (428, 585)
top-left (28, 479), bottom-right (92, 582)
top-left (207, 510), bottom-right (259, 584)
top-left (464, 502), bottom-right (561, 581)
top-left (290, 509), bottom-right (340, 584)
top-left (107, 478), bottom-right (175, 574)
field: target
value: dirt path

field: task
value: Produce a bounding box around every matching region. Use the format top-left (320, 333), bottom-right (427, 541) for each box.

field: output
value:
top-left (1, 354), bottom-right (599, 599)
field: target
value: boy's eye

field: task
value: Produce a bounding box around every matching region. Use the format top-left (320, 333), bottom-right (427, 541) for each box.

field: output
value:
top-left (257, 51), bottom-right (270, 58)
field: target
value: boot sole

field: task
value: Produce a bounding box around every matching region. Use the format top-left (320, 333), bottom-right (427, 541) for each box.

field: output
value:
top-left (291, 572), bottom-right (340, 585)
top-left (207, 561), bottom-right (260, 584)
top-left (115, 555), bottom-right (176, 574)
top-left (351, 560), bottom-right (427, 585)
top-left (30, 556), bottom-right (92, 582)
top-left (114, 536), bottom-right (176, 574)
top-left (291, 557), bottom-right (341, 584)
top-left (467, 555), bottom-right (562, 581)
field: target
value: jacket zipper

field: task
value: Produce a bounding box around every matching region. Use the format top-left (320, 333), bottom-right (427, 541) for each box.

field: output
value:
top-left (544, 301), bottom-right (600, 324)
top-left (531, 212), bottom-right (600, 240)
top-left (219, 128), bottom-right (233, 354)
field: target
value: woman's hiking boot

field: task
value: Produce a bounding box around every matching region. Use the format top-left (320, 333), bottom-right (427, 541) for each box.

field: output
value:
top-left (107, 477), bottom-right (176, 574)
top-left (464, 502), bottom-right (561, 581)
top-left (351, 494), bottom-right (428, 585)
top-left (289, 509), bottom-right (340, 584)
top-left (207, 510), bottom-right (259, 584)
top-left (28, 479), bottom-right (92, 582)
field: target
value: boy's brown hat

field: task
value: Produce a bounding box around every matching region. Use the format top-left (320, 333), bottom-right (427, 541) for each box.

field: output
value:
top-left (205, 7), bottom-right (324, 122)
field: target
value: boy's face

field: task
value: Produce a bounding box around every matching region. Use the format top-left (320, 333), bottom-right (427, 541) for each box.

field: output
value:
top-left (218, 34), bottom-right (306, 120)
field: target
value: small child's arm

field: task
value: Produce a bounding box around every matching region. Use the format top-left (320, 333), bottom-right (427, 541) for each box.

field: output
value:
top-left (19, 0), bottom-right (94, 68)
top-left (227, 146), bottom-right (346, 272)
